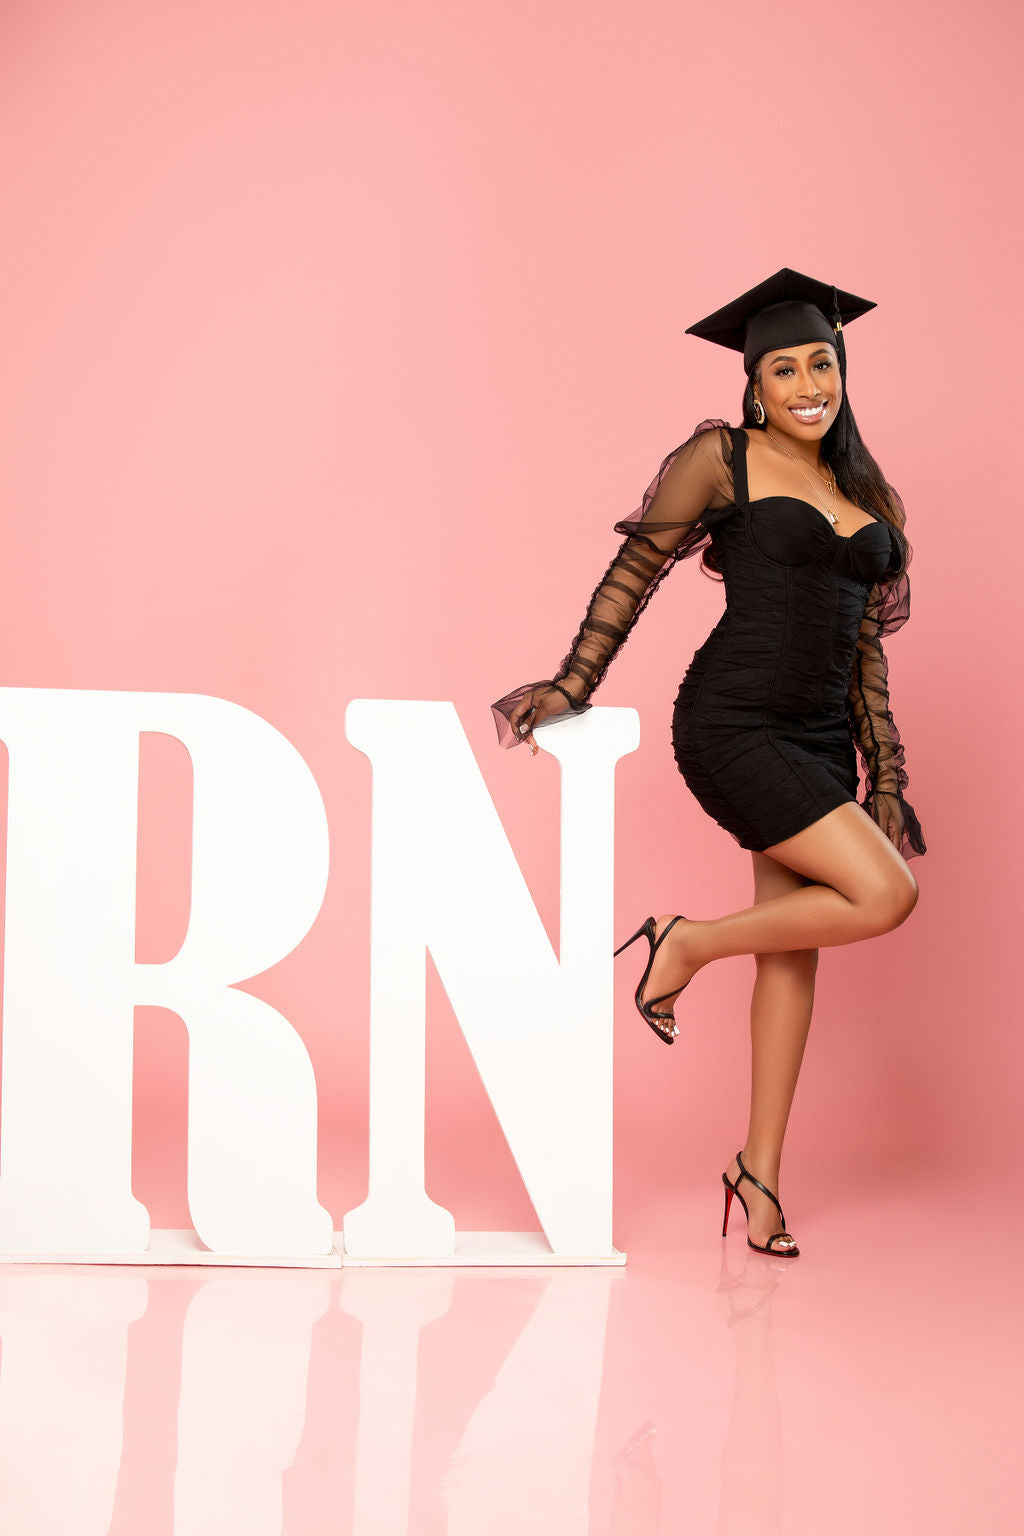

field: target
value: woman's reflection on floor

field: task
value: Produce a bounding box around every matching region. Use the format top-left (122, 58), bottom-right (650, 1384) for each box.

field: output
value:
top-left (715, 1247), bottom-right (786, 1536)
top-left (609, 1418), bottom-right (662, 1534)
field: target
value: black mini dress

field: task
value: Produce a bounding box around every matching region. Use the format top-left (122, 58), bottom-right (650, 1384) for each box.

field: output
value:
top-left (492, 419), bottom-right (926, 861)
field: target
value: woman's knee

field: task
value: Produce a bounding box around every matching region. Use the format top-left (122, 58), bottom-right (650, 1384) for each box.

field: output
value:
top-left (866, 868), bottom-right (920, 933)
top-left (891, 868), bottom-right (920, 925)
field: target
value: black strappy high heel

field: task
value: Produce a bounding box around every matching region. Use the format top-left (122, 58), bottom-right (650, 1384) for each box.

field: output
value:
top-left (613, 915), bottom-right (689, 1044)
top-left (721, 1150), bottom-right (800, 1257)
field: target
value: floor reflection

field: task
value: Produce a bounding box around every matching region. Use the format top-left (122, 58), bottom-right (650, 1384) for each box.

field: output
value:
top-left (433, 1273), bottom-right (610, 1533)
top-left (0, 1265), bottom-right (618, 1535)
top-left (714, 1250), bottom-right (785, 1536)
top-left (609, 1419), bottom-right (661, 1534)
top-left (0, 1272), bottom-right (146, 1535)
top-left (0, 1187), bottom-right (1014, 1534)
top-left (174, 1271), bottom-right (330, 1535)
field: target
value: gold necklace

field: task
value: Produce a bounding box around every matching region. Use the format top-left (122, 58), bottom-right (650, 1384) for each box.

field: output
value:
top-left (763, 427), bottom-right (838, 525)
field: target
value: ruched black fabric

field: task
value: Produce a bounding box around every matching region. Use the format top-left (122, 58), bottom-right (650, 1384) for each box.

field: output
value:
top-left (491, 420), bottom-right (926, 861)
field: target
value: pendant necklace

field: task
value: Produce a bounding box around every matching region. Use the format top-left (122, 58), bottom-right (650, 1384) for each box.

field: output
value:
top-left (763, 426), bottom-right (839, 525)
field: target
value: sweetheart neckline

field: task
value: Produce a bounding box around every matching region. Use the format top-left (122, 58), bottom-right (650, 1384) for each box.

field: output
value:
top-left (747, 495), bottom-right (885, 544)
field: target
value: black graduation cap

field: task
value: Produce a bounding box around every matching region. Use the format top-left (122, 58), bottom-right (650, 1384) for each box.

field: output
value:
top-left (685, 267), bottom-right (876, 375)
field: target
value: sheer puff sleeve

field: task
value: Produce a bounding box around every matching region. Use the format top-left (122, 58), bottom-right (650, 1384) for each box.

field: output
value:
top-left (491, 419), bottom-right (735, 749)
top-left (846, 552), bottom-right (927, 861)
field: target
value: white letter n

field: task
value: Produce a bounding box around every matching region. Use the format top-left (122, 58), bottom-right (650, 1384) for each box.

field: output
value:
top-left (342, 701), bottom-right (639, 1262)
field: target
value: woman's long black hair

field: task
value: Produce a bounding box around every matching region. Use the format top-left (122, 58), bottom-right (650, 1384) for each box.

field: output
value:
top-left (735, 334), bottom-right (911, 581)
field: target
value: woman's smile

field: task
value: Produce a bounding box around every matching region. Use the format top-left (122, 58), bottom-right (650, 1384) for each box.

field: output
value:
top-left (788, 401), bottom-right (828, 425)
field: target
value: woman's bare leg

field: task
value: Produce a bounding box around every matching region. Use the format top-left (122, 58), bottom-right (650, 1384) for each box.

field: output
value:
top-left (723, 852), bottom-right (818, 1250)
top-left (635, 800), bottom-right (920, 1245)
top-left (641, 801), bottom-right (919, 1013)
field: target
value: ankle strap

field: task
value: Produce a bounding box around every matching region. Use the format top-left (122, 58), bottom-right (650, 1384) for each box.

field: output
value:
top-left (736, 1150), bottom-right (785, 1223)
top-left (653, 915), bottom-right (683, 951)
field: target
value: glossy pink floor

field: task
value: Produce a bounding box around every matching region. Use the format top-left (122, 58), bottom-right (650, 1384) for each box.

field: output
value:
top-left (0, 1170), bottom-right (1013, 1535)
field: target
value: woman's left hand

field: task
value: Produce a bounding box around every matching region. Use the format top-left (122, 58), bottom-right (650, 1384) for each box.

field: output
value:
top-left (872, 790), bottom-right (906, 850)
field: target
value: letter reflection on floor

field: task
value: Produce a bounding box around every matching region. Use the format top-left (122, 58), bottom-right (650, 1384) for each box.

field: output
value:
top-left (173, 1271), bottom-right (331, 1536)
top-left (0, 1272), bottom-right (147, 1534)
top-left (442, 1274), bottom-right (612, 1533)
top-left (341, 1269), bottom-right (612, 1534)
top-left (341, 1270), bottom-right (456, 1534)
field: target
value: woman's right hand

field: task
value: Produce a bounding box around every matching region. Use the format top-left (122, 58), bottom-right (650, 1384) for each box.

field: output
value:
top-left (508, 684), bottom-right (576, 755)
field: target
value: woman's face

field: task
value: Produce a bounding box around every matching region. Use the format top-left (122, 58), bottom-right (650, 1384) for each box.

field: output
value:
top-left (753, 340), bottom-right (842, 442)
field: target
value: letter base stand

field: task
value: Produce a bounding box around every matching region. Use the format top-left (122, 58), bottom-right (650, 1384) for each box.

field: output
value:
top-left (337, 1232), bottom-right (626, 1267)
top-left (0, 1231), bottom-right (626, 1268)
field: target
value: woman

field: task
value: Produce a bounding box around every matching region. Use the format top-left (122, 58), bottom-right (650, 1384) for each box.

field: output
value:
top-left (491, 268), bottom-right (926, 1259)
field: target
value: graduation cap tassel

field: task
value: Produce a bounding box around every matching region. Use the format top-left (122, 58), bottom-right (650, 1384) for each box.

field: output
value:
top-left (830, 285), bottom-right (849, 384)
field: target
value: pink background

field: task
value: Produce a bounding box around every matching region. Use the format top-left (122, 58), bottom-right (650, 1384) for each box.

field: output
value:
top-left (0, 0), bottom-right (1017, 1246)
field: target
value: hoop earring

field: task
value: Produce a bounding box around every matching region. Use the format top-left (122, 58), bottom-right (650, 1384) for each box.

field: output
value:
top-left (752, 399), bottom-right (766, 425)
